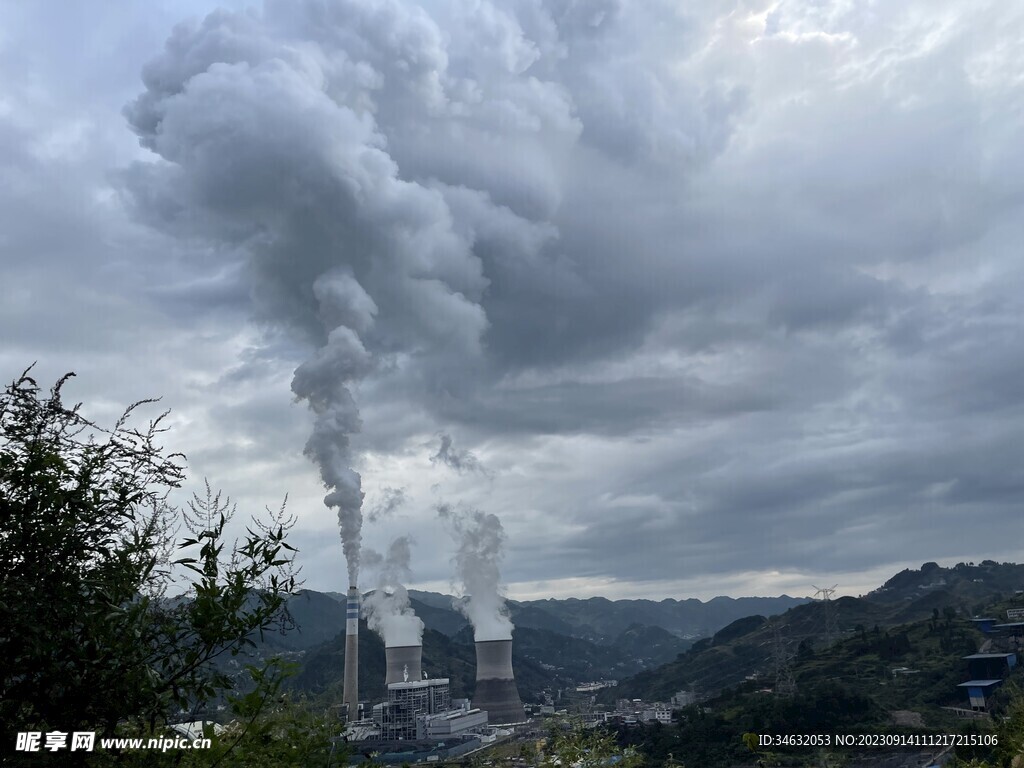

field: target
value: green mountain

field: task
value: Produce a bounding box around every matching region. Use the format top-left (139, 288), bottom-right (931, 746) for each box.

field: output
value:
top-left (869, 560), bottom-right (1024, 609)
top-left (610, 561), bottom-right (1024, 705)
top-left (404, 589), bottom-right (808, 642)
top-left (610, 586), bottom-right (1024, 767)
top-left (260, 589), bottom-right (348, 652)
top-left (609, 623), bottom-right (693, 670)
top-left (408, 595), bottom-right (470, 637)
top-left (448, 623), bottom-right (663, 681)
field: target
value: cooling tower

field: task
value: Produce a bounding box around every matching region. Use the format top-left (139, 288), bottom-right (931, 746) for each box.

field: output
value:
top-left (342, 587), bottom-right (359, 719)
top-left (473, 639), bottom-right (524, 724)
top-left (385, 645), bottom-right (423, 685)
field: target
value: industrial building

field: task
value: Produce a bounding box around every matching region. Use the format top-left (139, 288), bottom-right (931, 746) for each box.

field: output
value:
top-left (339, 597), bottom-right (527, 764)
top-left (365, 677), bottom-right (489, 743)
top-left (955, 619), bottom-right (1024, 713)
top-left (640, 704), bottom-right (672, 724)
top-left (373, 678), bottom-right (448, 739)
top-left (418, 707), bottom-right (489, 739)
top-left (957, 680), bottom-right (1003, 712)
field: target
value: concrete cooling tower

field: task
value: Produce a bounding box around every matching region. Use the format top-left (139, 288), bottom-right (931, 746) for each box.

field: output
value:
top-left (385, 644), bottom-right (423, 685)
top-left (473, 639), bottom-right (524, 724)
top-left (342, 587), bottom-right (359, 719)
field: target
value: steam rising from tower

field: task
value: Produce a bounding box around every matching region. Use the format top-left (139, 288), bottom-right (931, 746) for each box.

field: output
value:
top-left (439, 503), bottom-right (523, 722)
top-left (363, 537), bottom-right (424, 648)
top-left (438, 503), bottom-right (513, 641)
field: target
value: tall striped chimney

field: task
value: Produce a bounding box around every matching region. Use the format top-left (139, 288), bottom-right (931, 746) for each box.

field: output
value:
top-left (385, 645), bottom-right (423, 685)
top-left (342, 586), bottom-right (359, 719)
top-left (473, 639), bottom-right (524, 724)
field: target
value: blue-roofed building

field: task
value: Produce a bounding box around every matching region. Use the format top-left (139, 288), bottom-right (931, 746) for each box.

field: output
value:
top-left (970, 618), bottom-right (998, 634)
top-left (992, 622), bottom-right (1024, 637)
top-left (956, 680), bottom-right (1002, 711)
top-left (964, 652), bottom-right (1017, 679)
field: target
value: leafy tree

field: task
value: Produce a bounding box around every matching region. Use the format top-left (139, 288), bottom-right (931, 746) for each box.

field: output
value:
top-left (179, 660), bottom-right (337, 768)
top-left (0, 370), bottom-right (311, 764)
top-left (540, 718), bottom-right (645, 768)
top-left (951, 684), bottom-right (1024, 767)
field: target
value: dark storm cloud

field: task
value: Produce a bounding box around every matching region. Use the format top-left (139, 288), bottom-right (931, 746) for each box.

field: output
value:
top-left (430, 434), bottom-right (487, 474)
top-left (116, 0), bottom-right (1024, 594)
top-left (5, 0), bottom-right (1024, 598)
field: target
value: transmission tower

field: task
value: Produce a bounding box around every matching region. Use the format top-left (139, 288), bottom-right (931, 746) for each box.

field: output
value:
top-left (812, 584), bottom-right (840, 646)
top-left (771, 623), bottom-right (797, 698)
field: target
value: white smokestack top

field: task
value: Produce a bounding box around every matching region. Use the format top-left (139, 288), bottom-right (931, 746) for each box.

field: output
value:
top-left (438, 503), bottom-right (514, 642)
top-left (343, 586), bottom-right (360, 718)
top-left (363, 536), bottom-right (424, 648)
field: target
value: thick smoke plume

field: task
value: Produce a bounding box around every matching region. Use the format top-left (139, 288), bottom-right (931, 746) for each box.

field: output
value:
top-left (437, 502), bottom-right (513, 641)
top-left (363, 537), bottom-right (424, 647)
top-left (121, 0), bottom-right (740, 592)
top-left (122, 3), bottom-right (509, 588)
top-left (291, 315), bottom-right (374, 586)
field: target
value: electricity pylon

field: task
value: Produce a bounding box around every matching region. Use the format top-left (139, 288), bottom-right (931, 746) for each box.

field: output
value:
top-left (772, 622), bottom-right (797, 697)
top-left (812, 583), bottom-right (840, 645)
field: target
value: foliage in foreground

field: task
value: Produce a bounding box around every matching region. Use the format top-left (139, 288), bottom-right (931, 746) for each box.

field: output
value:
top-left (0, 369), bottom-right (333, 765)
top-left (537, 719), bottom-right (648, 768)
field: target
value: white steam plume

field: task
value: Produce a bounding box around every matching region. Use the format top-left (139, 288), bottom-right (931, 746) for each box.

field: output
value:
top-left (437, 502), bottom-right (513, 641)
top-left (363, 536), bottom-right (424, 647)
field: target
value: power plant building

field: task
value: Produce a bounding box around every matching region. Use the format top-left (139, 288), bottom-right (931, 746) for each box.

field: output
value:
top-left (347, 612), bottom-right (527, 755)
top-left (371, 678), bottom-right (487, 741)
top-left (418, 707), bottom-right (488, 739)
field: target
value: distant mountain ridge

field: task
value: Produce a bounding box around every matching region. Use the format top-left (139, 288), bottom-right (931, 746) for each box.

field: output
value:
top-left (272, 588), bottom-right (807, 698)
top-left (515, 594), bottom-right (809, 642)
top-left (403, 589), bottom-right (809, 643)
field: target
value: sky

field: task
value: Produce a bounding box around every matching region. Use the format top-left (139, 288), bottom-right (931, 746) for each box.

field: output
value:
top-left (3, 0), bottom-right (1024, 603)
